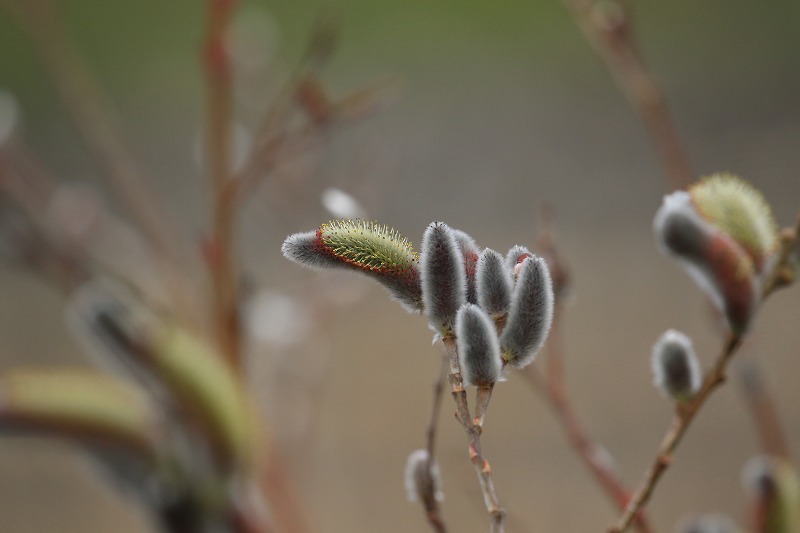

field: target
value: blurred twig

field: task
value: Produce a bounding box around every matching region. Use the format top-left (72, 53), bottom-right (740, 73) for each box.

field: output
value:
top-left (523, 205), bottom-right (652, 533)
top-left (738, 360), bottom-right (791, 461)
top-left (418, 355), bottom-right (449, 533)
top-left (559, 0), bottom-right (693, 191)
top-left (203, 0), bottom-right (243, 369)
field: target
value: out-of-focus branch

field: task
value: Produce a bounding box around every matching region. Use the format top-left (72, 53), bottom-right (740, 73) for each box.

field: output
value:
top-left (559, 0), bottom-right (693, 191)
top-left (418, 355), bottom-right (449, 533)
top-left (737, 360), bottom-right (791, 461)
top-left (203, 0), bottom-right (242, 370)
top-left (608, 332), bottom-right (743, 532)
top-left (3, 0), bottom-right (199, 325)
top-left (523, 205), bottom-right (652, 533)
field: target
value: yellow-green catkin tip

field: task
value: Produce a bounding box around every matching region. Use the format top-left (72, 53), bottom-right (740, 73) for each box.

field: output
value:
top-left (690, 173), bottom-right (779, 271)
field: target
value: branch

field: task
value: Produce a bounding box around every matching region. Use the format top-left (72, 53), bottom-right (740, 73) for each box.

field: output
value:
top-left (418, 354), bottom-right (449, 533)
top-left (522, 308), bottom-right (652, 533)
top-left (608, 332), bottom-right (742, 532)
top-left (203, 0), bottom-right (242, 369)
top-left (559, 0), bottom-right (693, 191)
top-left (441, 336), bottom-right (505, 533)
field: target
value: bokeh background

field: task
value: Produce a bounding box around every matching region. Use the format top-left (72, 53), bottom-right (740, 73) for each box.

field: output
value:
top-left (0, 0), bottom-right (799, 531)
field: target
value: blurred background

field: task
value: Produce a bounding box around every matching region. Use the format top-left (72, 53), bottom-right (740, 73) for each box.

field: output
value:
top-left (0, 0), bottom-right (798, 531)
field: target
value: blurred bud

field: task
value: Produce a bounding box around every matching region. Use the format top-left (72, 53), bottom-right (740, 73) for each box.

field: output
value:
top-left (245, 290), bottom-right (311, 349)
top-left (455, 304), bottom-right (502, 387)
top-left (676, 513), bottom-right (739, 533)
top-left (451, 228), bottom-right (481, 304)
top-left (67, 285), bottom-right (261, 472)
top-left (0, 90), bottom-right (19, 145)
top-left (654, 190), bottom-right (759, 334)
top-left (321, 187), bottom-right (367, 220)
top-left (690, 174), bottom-right (779, 274)
top-left (282, 219), bottom-right (422, 312)
top-left (0, 367), bottom-right (161, 458)
top-left (152, 326), bottom-right (261, 472)
top-left (420, 222), bottom-right (467, 334)
top-left (296, 75), bottom-right (333, 124)
top-left (742, 455), bottom-right (800, 533)
top-left (651, 329), bottom-right (702, 403)
top-left (476, 248), bottom-right (513, 318)
top-left (404, 449), bottom-right (443, 504)
top-left (499, 256), bottom-right (554, 368)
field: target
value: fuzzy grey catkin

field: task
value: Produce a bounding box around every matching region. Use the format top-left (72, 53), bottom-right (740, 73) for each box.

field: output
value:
top-left (476, 248), bottom-right (513, 318)
top-left (455, 304), bottom-right (502, 387)
top-left (499, 256), bottom-right (554, 368)
top-left (651, 329), bottom-right (701, 401)
top-left (420, 222), bottom-right (466, 334)
top-left (451, 228), bottom-right (481, 304)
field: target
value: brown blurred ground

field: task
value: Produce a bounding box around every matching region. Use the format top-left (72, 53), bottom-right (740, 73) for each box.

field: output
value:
top-left (0, 1), bottom-right (799, 531)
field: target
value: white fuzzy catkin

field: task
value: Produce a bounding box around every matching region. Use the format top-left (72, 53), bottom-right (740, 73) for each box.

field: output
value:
top-left (651, 329), bottom-right (701, 401)
top-left (676, 513), bottom-right (738, 533)
top-left (476, 248), bottom-right (513, 318)
top-left (420, 222), bottom-right (467, 333)
top-left (456, 304), bottom-right (502, 387)
top-left (499, 256), bottom-right (554, 368)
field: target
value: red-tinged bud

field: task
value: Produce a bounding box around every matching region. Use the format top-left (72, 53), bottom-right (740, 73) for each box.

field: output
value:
top-left (655, 191), bottom-right (760, 334)
top-left (282, 219), bottom-right (423, 312)
top-left (451, 229), bottom-right (481, 305)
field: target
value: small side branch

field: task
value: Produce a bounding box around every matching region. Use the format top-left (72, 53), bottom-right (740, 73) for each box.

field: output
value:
top-left (608, 333), bottom-right (741, 532)
top-left (442, 336), bottom-right (506, 533)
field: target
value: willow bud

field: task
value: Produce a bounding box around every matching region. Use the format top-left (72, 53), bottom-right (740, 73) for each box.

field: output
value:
top-left (651, 329), bottom-right (702, 402)
top-left (420, 222), bottom-right (467, 334)
top-left (499, 256), bottom-right (554, 368)
top-left (476, 248), bottom-right (513, 318)
top-left (282, 219), bottom-right (423, 312)
top-left (455, 304), bottom-right (502, 387)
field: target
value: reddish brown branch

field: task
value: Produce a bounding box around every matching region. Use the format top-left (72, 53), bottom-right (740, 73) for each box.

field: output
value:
top-left (608, 333), bottom-right (742, 532)
top-left (203, 0), bottom-right (242, 370)
top-left (559, 0), bottom-right (693, 191)
top-left (522, 309), bottom-right (652, 533)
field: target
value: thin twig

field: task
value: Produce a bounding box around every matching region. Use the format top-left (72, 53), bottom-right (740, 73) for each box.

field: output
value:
top-left (419, 354), bottom-right (449, 533)
top-left (442, 336), bottom-right (506, 533)
top-left (559, 0), bottom-right (693, 191)
top-left (203, 0), bottom-right (242, 369)
top-left (737, 360), bottom-right (791, 461)
top-left (522, 308), bottom-right (652, 533)
top-left (526, 203), bottom-right (655, 530)
top-left (608, 332), bottom-right (742, 532)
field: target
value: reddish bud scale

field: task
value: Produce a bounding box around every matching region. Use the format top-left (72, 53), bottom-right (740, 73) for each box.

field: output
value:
top-left (705, 231), bottom-right (758, 333)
